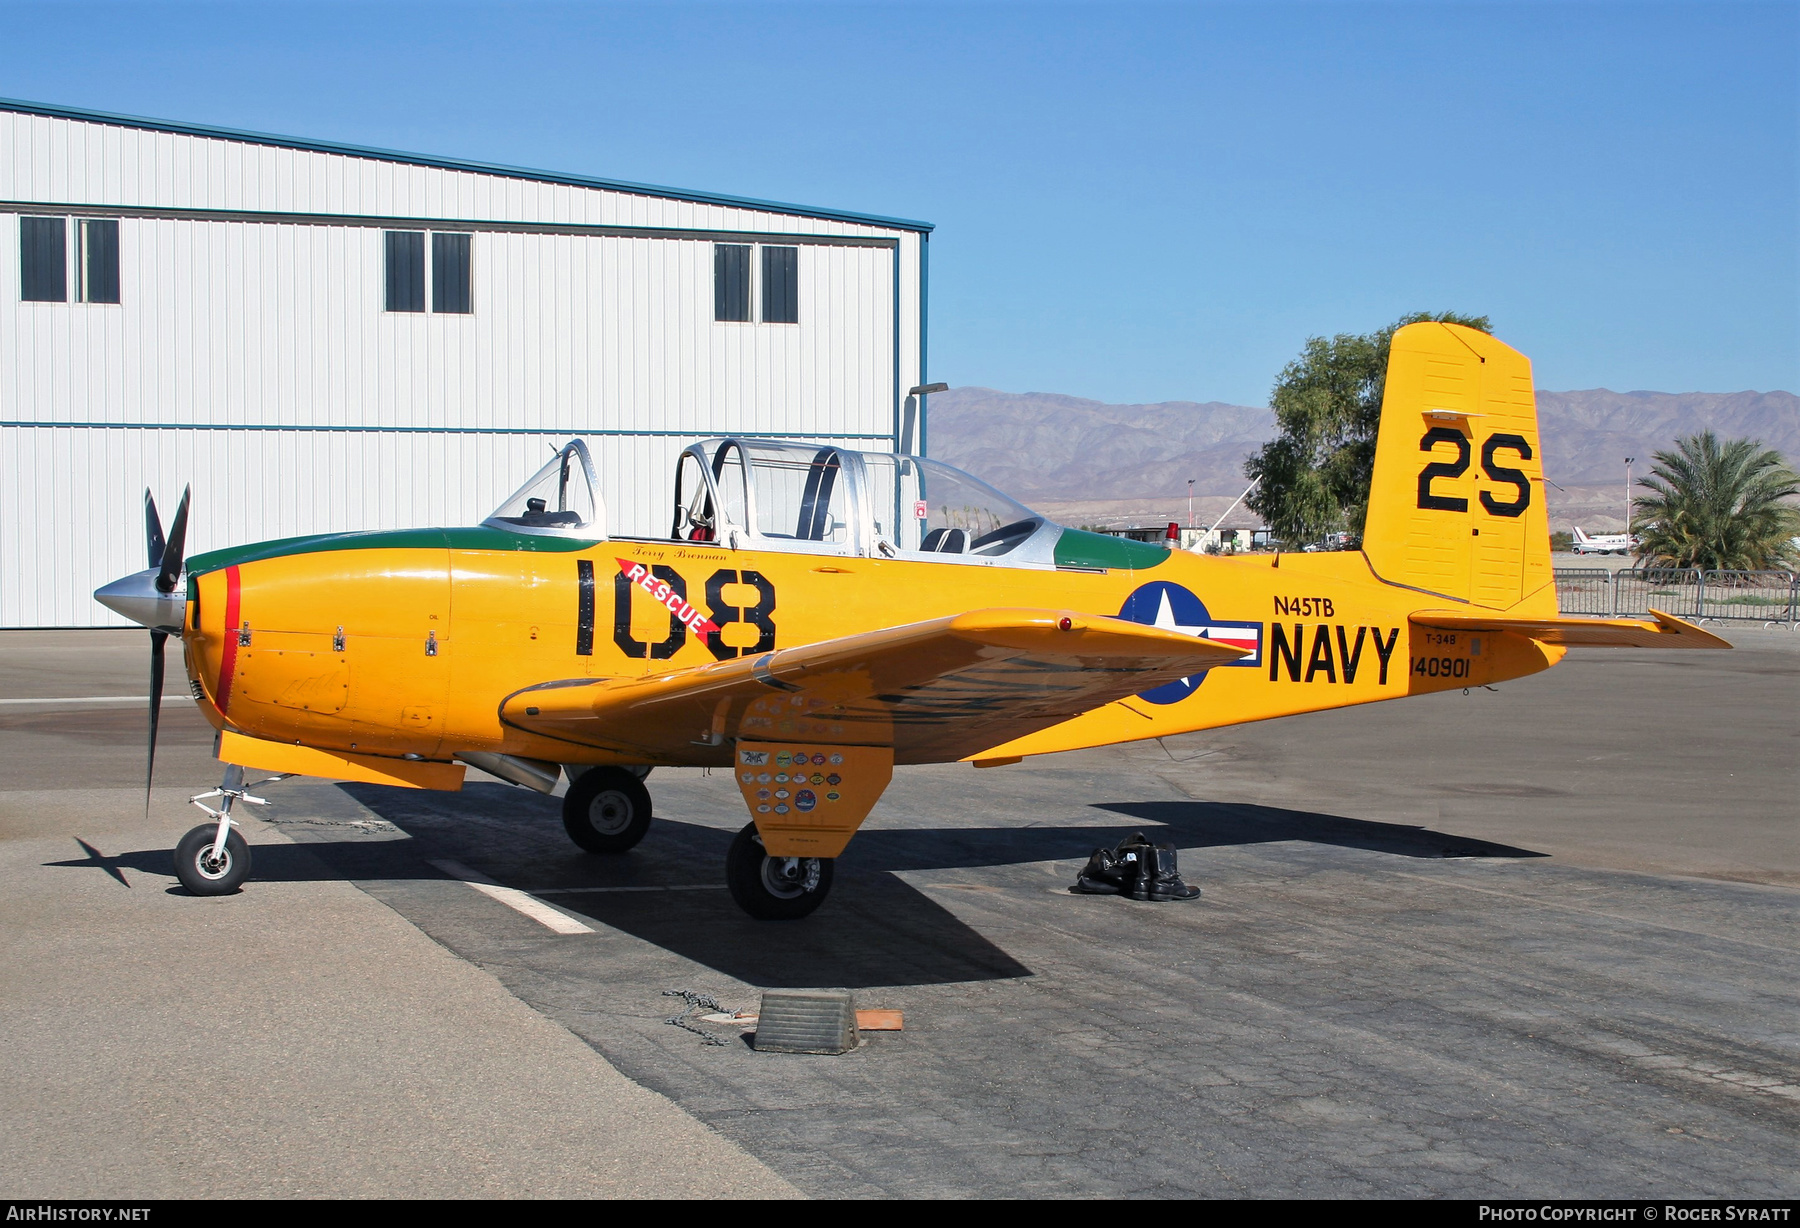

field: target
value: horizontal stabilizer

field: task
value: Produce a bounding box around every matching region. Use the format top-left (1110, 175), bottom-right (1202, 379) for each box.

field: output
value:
top-left (501, 607), bottom-right (1247, 764)
top-left (1410, 607), bottom-right (1731, 649)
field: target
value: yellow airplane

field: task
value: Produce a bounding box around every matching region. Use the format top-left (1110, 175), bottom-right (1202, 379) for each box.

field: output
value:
top-left (96, 323), bottom-right (1728, 918)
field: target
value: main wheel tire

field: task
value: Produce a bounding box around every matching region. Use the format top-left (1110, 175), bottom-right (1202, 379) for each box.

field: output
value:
top-left (725, 822), bottom-right (834, 920)
top-left (562, 767), bottom-right (653, 853)
top-left (174, 824), bottom-right (251, 895)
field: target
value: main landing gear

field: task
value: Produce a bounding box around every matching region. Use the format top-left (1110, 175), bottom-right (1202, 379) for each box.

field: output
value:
top-left (561, 766), bottom-right (654, 853)
top-left (726, 822), bottom-right (834, 920)
top-left (560, 767), bottom-right (835, 919)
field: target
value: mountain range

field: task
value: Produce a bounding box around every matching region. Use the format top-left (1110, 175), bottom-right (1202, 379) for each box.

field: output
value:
top-left (927, 387), bottom-right (1799, 533)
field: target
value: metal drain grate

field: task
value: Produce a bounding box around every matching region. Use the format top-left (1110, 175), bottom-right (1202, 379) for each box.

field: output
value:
top-left (753, 988), bottom-right (859, 1054)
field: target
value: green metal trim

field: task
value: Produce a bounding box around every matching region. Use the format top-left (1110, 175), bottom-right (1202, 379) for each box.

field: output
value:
top-left (185, 525), bottom-right (596, 574)
top-left (1051, 529), bottom-right (1170, 571)
top-left (0, 97), bottom-right (933, 234)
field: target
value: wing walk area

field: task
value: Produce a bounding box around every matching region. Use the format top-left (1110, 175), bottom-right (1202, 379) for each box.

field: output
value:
top-left (500, 607), bottom-right (1246, 765)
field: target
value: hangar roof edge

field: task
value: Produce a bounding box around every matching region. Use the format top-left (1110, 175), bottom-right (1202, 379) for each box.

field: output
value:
top-left (0, 96), bottom-right (936, 235)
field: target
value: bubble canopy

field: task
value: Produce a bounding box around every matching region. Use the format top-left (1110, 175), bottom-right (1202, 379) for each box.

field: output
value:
top-left (482, 436), bottom-right (1061, 564)
top-left (484, 440), bottom-right (604, 538)
top-left (672, 438), bottom-right (1057, 563)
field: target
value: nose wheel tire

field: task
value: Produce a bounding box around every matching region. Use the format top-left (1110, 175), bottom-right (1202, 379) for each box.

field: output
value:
top-left (174, 824), bottom-right (251, 895)
top-left (562, 767), bottom-right (653, 853)
top-left (726, 822), bottom-right (834, 920)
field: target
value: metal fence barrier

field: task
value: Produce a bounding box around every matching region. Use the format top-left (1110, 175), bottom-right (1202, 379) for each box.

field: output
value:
top-left (1696, 570), bottom-right (1800, 624)
top-left (1553, 568), bottom-right (1615, 617)
top-left (1613, 568), bottom-right (1704, 620)
top-left (1553, 568), bottom-right (1799, 625)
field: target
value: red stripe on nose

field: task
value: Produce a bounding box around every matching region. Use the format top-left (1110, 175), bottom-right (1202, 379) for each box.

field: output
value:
top-left (217, 565), bottom-right (242, 714)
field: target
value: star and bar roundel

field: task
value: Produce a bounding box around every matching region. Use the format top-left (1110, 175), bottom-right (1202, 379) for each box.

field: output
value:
top-left (1116, 582), bottom-right (1263, 704)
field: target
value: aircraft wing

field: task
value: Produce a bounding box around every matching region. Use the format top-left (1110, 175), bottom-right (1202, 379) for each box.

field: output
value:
top-left (1410, 607), bottom-right (1731, 649)
top-left (500, 607), bottom-right (1247, 764)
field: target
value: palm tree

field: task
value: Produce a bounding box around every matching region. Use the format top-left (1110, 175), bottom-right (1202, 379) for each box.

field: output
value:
top-left (1631, 432), bottom-right (1800, 571)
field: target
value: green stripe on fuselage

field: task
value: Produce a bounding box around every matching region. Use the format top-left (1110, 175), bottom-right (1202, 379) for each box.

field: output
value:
top-left (1051, 528), bottom-right (1170, 571)
top-left (184, 525), bottom-right (596, 575)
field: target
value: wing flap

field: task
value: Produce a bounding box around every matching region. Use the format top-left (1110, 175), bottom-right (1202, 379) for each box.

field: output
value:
top-left (1410, 607), bottom-right (1731, 649)
top-left (502, 607), bottom-right (1246, 764)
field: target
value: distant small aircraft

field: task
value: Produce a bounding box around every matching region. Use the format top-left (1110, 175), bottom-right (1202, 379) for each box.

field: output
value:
top-left (1571, 527), bottom-right (1638, 556)
top-left (96, 323), bottom-right (1727, 919)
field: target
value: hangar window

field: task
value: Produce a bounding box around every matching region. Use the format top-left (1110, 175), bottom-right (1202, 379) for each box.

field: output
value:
top-left (761, 245), bottom-right (797, 324)
top-left (77, 219), bottom-right (120, 304)
top-left (385, 231), bottom-right (426, 312)
top-left (20, 216), bottom-right (67, 302)
top-left (386, 230), bottom-right (471, 314)
top-left (432, 232), bottom-right (472, 314)
top-left (714, 244), bottom-right (751, 322)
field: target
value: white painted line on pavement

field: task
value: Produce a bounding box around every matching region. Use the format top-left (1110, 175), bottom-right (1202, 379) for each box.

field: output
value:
top-left (534, 884), bottom-right (727, 894)
top-left (0, 696), bottom-right (145, 705)
top-left (427, 859), bottom-right (596, 935)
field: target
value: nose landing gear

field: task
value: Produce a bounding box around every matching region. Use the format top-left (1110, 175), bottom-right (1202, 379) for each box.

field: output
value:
top-left (174, 764), bottom-right (289, 895)
top-left (174, 822), bottom-right (250, 894)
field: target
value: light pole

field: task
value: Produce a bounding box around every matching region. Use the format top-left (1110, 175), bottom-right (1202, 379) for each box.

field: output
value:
top-left (1187, 479), bottom-right (1195, 530)
top-left (1624, 457), bottom-right (1635, 536)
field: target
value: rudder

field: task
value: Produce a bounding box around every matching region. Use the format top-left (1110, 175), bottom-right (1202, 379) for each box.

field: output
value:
top-left (1361, 323), bottom-right (1553, 612)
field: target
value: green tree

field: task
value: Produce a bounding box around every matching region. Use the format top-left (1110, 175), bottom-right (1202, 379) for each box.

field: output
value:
top-left (1244, 311), bottom-right (1490, 546)
top-left (1631, 432), bottom-right (1800, 570)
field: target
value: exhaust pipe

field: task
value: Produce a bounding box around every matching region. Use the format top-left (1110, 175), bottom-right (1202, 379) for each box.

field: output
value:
top-left (459, 752), bottom-right (561, 794)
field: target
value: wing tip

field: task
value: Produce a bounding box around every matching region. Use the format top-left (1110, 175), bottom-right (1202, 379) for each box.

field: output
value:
top-left (1646, 608), bottom-right (1735, 649)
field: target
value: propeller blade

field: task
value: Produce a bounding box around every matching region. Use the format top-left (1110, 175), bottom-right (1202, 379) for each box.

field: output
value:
top-left (147, 629), bottom-right (166, 818)
top-left (156, 486), bottom-right (191, 595)
top-left (145, 489), bottom-right (166, 571)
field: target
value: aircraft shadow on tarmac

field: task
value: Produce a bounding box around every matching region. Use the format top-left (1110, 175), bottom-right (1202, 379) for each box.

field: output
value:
top-left (1085, 801), bottom-right (1546, 862)
top-left (48, 786), bottom-right (1540, 990)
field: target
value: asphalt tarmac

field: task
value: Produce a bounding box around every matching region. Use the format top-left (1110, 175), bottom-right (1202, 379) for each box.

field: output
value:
top-left (2, 627), bottom-right (1795, 1198)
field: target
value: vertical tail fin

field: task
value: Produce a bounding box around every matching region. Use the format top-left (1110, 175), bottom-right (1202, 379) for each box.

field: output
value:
top-left (1361, 323), bottom-right (1553, 612)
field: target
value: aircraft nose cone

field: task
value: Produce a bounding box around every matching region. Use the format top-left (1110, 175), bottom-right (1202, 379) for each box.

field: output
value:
top-left (95, 569), bottom-right (186, 632)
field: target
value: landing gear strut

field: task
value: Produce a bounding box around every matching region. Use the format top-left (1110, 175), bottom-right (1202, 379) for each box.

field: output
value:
top-left (726, 821), bottom-right (834, 920)
top-left (174, 764), bottom-right (287, 895)
top-left (562, 767), bottom-right (653, 853)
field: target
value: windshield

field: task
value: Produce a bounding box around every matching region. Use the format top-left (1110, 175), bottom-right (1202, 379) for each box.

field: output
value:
top-left (485, 440), bottom-right (604, 537)
top-left (861, 454), bottom-right (1041, 556)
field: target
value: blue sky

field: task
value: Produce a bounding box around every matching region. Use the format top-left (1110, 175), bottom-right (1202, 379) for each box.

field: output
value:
top-left (2, 1), bottom-right (1794, 404)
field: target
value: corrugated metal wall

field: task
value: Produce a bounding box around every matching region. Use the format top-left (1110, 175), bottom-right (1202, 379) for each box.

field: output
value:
top-left (0, 107), bottom-right (923, 626)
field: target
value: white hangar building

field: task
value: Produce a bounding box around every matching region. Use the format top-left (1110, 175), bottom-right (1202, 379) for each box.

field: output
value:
top-left (0, 98), bottom-right (933, 627)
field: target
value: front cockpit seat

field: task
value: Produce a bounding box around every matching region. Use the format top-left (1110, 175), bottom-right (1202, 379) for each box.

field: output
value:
top-left (517, 497), bottom-right (583, 528)
top-left (920, 528), bottom-right (968, 554)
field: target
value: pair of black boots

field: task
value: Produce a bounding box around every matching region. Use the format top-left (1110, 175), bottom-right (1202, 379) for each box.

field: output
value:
top-left (1073, 832), bottom-right (1200, 901)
